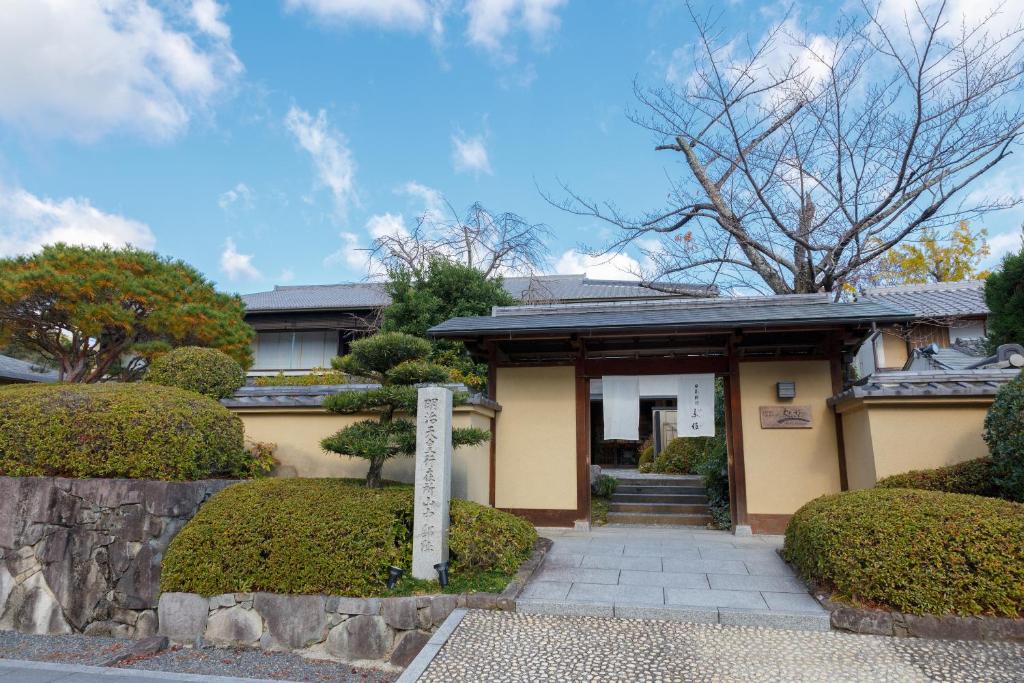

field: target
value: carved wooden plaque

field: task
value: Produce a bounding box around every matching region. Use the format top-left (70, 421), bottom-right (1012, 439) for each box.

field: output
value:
top-left (759, 405), bottom-right (813, 429)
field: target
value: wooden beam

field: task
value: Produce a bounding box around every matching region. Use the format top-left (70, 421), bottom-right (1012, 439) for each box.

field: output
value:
top-left (726, 341), bottom-right (748, 529)
top-left (582, 356), bottom-right (728, 377)
top-left (575, 348), bottom-right (591, 526)
top-left (486, 342), bottom-right (498, 508)
top-left (829, 336), bottom-right (849, 491)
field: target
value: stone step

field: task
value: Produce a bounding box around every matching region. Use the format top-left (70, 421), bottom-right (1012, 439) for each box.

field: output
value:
top-left (606, 511), bottom-right (713, 526)
top-left (614, 485), bottom-right (707, 496)
top-left (611, 493), bottom-right (709, 504)
top-left (609, 502), bottom-right (711, 514)
top-left (610, 476), bottom-right (704, 487)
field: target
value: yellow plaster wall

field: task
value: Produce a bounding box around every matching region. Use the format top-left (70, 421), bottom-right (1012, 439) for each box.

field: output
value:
top-left (739, 360), bottom-right (841, 515)
top-left (840, 399), bottom-right (991, 487)
top-left (494, 365), bottom-right (578, 511)
top-left (235, 406), bottom-right (493, 505)
top-left (879, 329), bottom-right (909, 369)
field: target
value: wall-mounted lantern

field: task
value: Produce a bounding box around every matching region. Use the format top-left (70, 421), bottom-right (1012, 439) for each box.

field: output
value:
top-left (776, 381), bottom-right (796, 400)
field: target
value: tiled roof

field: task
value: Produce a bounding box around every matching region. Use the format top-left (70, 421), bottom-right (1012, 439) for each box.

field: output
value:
top-left (904, 347), bottom-right (984, 372)
top-left (501, 274), bottom-right (716, 302)
top-left (221, 384), bottom-right (500, 411)
top-left (859, 280), bottom-right (988, 318)
top-left (429, 294), bottom-right (913, 337)
top-left (0, 354), bottom-right (58, 383)
top-left (240, 274), bottom-right (715, 313)
top-left (830, 369), bottom-right (1019, 405)
top-left (241, 283), bottom-right (392, 312)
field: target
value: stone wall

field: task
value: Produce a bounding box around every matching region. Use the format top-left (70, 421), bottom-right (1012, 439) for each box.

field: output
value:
top-left (158, 591), bottom-right (477, 668)
top-left (0, 476), bottom-right (234, 638)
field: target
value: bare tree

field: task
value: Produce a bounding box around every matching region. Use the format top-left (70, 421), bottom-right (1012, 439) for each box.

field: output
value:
top-left (552, 1), bottom-right (1024, 294)
top-left (369, 200), bottom-right (552, 277)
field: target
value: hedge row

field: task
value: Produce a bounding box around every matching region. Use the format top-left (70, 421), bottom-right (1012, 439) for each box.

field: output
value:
top-left (161, 478), bottom-right (537, 597)
top-left (875, 458), bottom-right (998, 497)
top-left (784, 488), bottom-right (1024, 617)
top-left (0, 382), bottom-right (251, 480)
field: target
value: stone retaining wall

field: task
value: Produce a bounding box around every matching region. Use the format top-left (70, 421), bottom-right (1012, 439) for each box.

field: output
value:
top-left (819, 596), bottom-right (1024, 642)
top-left (0, 476), bottom-right (234, 638)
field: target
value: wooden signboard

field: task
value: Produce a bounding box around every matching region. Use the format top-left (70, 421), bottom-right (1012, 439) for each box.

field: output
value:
top-left (759, 405), bottom-right (813, 429)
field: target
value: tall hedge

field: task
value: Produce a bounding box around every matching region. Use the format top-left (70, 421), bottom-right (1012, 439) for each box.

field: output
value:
top-left (0, 383), bottom-right (250, 480)
top-left (875, 458), bottom-right (998, 498)
top-left (147, 346), bottom-right (246, 399)
top-left (784, 488), bottom-right (1024, 617)
top-left (161, 478), bottom-right (537, 597)
top-left (984, 373), bottom-right (1024, 502)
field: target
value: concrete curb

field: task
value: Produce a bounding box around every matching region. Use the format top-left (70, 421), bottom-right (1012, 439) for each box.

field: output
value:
top-left (0, 658), bottom-right (298, 682)
top-left (395, 608), bottom-right (468, 683)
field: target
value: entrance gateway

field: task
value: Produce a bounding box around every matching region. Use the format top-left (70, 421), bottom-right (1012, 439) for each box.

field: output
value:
top-left (428, 294), bottom-right (912, 534)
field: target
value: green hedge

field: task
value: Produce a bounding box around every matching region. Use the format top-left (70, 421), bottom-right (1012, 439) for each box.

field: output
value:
top-left (876, 458), bottom-right (997, 497)
top-left (650, 436), bottom-right (717, 474)
top-left (161, 478), bottom-right (537, 597)
top-left (784, 488), bottom-right (1024, 617)
top-left (146, 346), bottom-right (246, 399)
top-left (0, 382), bottom-right (250, 480)
top-left (984, 373), bottom-right (1024, 501)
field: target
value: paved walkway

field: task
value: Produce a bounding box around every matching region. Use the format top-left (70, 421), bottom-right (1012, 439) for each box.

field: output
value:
top-left (414, 610), bottom-right (1024, 682)
top-left (0, 658), bottom-right (298, 682)
top-left (517, 526), bottom-right (829, 630)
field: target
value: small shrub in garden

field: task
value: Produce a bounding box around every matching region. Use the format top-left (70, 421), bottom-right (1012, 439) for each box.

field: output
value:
top-left (0, 382), bottom-right (250, 480)
top-left (652, 436), bottom-right (714, 474)
top-left (696, 438), bottom-right (730, 529)
top-left (876, 458), bottom-right (997, 497)
top-left (637, 439), bottom-right (654, 468)
top-left (252, 368), bottom-right (350, 386)
top-left (784, 488), bottom-right (1024, 617)
top-left (147, 346), bottom-right (245, 399)
top-left (593, 474), bottom-right (618, 498)
top-left (984, 373), bottom-right (1024, 501)
top-left (162, 478), bottom-right (537, 597)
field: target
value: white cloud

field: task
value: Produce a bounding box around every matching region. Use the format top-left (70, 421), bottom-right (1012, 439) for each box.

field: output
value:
top-left (218, 182), bottom-right (254, 210)
top-left (0, 186), bottom-right (156, 257)
top-left (285, 0), bottom-right (432, 28)
top-left (284, 105), bottom-right (357, 220)
top-left (220, 237), bottom-right (261, 280)
top-left (366, 212), bottom-right (410, 240)
top-left (465, 0), bottom-right (567, 56)
top-left (191, 0), bottom-right (232, 39)
top-left (553, 249), bottom-right (642, 280)
top-left (451, 131), bottom-right (493, 175)
top-left (0, 0), bottom-right (242, 142)
top-left (396, 181), bottom-right (446, 220)
top-left (325, 231), bottom-right (373, 272)
top-left (277, 267), bottom-right (296, 283)
top-left (988, 228), bottom-right (1024, 262)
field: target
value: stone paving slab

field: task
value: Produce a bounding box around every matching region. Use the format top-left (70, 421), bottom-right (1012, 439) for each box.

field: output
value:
top-left (414, 610), bottom-right (1024, 682)
top-left (0, 658), bottom-right (299, 682)
top-left (519, 527), bottom-right (830, 631)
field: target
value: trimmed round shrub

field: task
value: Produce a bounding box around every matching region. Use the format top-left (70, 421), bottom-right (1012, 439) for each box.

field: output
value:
top-left (161, 478), bottom-right (537, 597)
top-left (784, 488), bottom-right (1024, 617)
top-left (146, 346), bottom-right (246, 399)
top-left (984, 373), bottom-right (1024, 502)
top-left (0, 382), bottom-right (250, 480)
top-left (876, 458), bottom-right (997, 497)
top-left (652, 436), bottom-right (716, 474)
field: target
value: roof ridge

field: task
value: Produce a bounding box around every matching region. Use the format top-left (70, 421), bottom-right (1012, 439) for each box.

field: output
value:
top-left (862, 280), bottom-right (984, 295)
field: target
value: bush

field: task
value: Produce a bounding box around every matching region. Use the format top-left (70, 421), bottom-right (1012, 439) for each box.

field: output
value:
top-left (984, 373), bottom-right (1024, 502)
top-left (876, 458), bottom-right (997, 497)
top-left (252, 368), bottom-right (349, 386)
top-left (637, 439), bottom-right (654, 469)
top-left (593, 474), bottom-right (618, 498)
top-left (0, 382), bottom-right (250, 480)
top-left (696, 438), bottom-right (730, 529)
top-left (147, 346), bottom-right (245, 399)
top-left (784, 488), bottom-right (1024, 617)
top-left (652, 436), bottom-right (715, 474)
top-left (161, 478), bottom-right (537, 597)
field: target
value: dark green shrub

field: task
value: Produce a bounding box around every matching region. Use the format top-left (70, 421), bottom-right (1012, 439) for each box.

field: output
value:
top-left (146, 346), bottom-right (245, 399)
top-left (784, 488), bottom-right (1024, 617)
top-left (161, 478), bottom-right (537, 597)
top-left (696, 438), bottom-right (730, 529)
top-left (984, 373), bottom-right (1024, 502)
top-left (652, 436), bottom-right (715, 474)
top-left (876, 458), bottom-right (997, 497)
top-left (984, 247), bottom-right (1024, 351)
top-left (0, 382), bottom-right (250, 480)
top-left (637, 439), bottom-right (654, 469)
top-left (593, 474), bottom-right (618, 498)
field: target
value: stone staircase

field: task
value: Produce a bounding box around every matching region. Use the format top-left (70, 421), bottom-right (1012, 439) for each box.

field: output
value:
top-left (607, 474), bottom-right (712, 526)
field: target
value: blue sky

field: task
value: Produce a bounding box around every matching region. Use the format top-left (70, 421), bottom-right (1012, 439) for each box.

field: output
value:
top-left (1, 0), bottom-right (1023, 295)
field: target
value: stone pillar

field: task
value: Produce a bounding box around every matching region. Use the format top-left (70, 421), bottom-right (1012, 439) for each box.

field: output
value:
top-left (412, 385), bottom-right (454, 581)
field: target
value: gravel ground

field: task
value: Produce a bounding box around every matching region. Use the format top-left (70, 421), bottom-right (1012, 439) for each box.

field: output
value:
top-left (0, 631), bottom-right (395, 682)
top-left (418, 610), bottom-right (1024, 683)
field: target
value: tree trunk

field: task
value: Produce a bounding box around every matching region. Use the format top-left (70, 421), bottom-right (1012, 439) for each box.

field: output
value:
top-left (366, 456), bottom-right (385, 488)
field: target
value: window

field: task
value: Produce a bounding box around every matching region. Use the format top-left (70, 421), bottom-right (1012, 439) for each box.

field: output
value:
top-left (251, 330), bottom-right (338, 371)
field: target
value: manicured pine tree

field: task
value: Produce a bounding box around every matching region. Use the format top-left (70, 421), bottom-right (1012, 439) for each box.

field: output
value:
top-left (320, 332), bottom-right (488, 488)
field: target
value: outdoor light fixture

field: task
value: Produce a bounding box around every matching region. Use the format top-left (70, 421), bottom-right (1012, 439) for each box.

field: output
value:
top-left (434, 562), bottom-right (449, 588)
top-left (386, 566), bottom-right (404, 589)
top-left (776, 381), bottom-right (796, 400)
